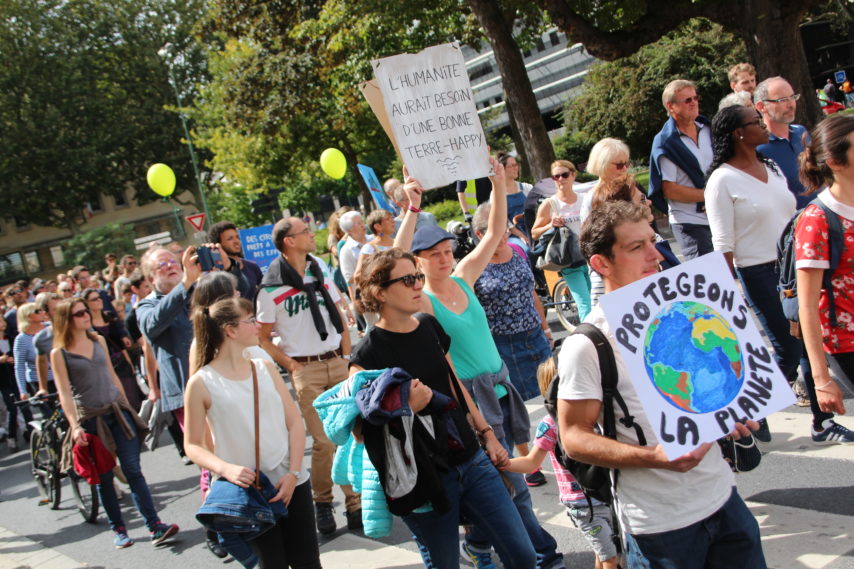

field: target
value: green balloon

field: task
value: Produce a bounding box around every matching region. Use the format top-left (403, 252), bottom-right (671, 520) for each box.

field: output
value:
top-left (147, 163), bottom-right (176, 197)
top-left (320, 148), bottom-right (347, 180)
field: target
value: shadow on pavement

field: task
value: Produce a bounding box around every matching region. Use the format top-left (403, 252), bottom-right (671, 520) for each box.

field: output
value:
top-left (748, 486), bottom-right (854, 517)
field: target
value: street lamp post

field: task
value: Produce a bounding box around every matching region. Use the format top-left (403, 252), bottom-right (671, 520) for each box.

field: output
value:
top-left (158, 43), bottom-right (212, 231)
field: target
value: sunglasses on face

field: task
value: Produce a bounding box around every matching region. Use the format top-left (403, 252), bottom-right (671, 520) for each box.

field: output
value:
top-left (33, 309), bottom-right (45, 314)
top-left (612, 161), bottom-right (630, 169)
top-left (552, 171), bottom-right (575, 181)
top-left (381, 273), bottom-right (426, 288)
top-left (674, 95), bottom-right (701, 104)
top-left (71, 308), bottom-right (90, 318)
top-left (86, 296), bottom-right (101, 302)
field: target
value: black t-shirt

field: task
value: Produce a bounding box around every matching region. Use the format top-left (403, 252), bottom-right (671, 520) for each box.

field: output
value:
top-left (351, 313), bottom-right (478, 463)
top-left (125, 308), bottom-right (142, 343)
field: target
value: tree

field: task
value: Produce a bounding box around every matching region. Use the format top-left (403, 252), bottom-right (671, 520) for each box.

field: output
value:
top-left (538, 0), bottom-right (825, 127)
top-left (63, 222), bottom-right (136, 269)
top-left (558, 19), bottom-right (746, 163)
top-left (0, 0), bottom-right (210, 233)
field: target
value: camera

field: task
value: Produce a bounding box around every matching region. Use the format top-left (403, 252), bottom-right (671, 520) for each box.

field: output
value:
top-left (197, 246), bottom-right (224, 272)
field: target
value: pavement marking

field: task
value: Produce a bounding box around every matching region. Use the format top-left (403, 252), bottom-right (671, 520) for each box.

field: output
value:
top-left (320, 533), bottom-right (423, 568)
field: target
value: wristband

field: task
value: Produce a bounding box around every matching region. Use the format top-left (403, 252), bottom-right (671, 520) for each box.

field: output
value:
top-left (815, 380), bottom-right (835, 391)
top-left (477, 425), bottom-right (494, 436)
top-left (408, 205), bottom-right (422, 213)
top-left (288, 470), bottom-right (301, 479)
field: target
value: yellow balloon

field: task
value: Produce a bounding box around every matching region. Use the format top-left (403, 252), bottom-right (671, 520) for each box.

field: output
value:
top-left (147, 163), bottom-right (176, 197)
top-left (320, 148), bottom-right (347, 180)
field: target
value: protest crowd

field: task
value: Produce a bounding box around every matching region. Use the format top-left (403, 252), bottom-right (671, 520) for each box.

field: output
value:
top-left (2, 61), bottom-right (854, 569)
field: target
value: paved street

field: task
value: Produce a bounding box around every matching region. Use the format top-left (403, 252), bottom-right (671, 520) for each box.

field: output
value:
top-left (0, 316), bottom-right (852, 569)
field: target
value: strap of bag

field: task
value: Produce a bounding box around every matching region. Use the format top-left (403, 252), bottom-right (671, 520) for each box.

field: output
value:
top-left (814, 198), bottom-right (843, 327)
top-left (250, 361), bottom-right (261, 490)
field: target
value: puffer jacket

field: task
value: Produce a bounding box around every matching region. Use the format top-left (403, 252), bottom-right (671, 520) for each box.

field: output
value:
top-left (314, 370), bottom-right (393, 538)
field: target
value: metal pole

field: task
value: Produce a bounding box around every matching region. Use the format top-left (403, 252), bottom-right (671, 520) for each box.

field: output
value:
top-left (165, 65), bottom-right (212, 229)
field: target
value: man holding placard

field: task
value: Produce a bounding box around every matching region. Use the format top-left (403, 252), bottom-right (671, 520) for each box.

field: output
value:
top-left (557, 201), bottom-right (767, 568)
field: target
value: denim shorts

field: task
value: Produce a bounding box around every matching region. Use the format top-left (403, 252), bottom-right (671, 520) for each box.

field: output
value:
top-left (493, 327), bottom-right (552, 401)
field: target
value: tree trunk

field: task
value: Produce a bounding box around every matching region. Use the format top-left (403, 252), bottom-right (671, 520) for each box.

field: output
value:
top-left (341, 138), bottom-right (373, 213)
top-left (466, 0), bottom-right (555, 180)
top-left (732, 0), bottom-right (824, 128)
top-left (504, 91), bottom-right (531, 179)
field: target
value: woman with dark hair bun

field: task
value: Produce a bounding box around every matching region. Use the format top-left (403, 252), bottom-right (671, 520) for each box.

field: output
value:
top-left (795, 114), bottom-right (854, 436)
top-left (705, 104), bottom-right (799, 442)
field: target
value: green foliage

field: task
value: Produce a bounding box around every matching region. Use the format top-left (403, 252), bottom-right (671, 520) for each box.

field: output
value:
top-left (562, 18), bottom-right (746, 162)
top-left (64, 223), bottom-right (136, 269)
top-left (424, 200), bottom-right (465, 226)
top-left (314, 228), bottom-right (330, 255)
top-left (552, 130), bottom-right (598, 168)
top-left (0, 0), bottom-right (210, 231)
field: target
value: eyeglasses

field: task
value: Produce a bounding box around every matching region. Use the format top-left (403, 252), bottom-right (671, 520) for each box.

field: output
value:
top-left (33, 309), bottom-right (45, 314)
top-left (612, 161), bottom-right (630, 170)
top-left (381, 273), bottom-right (426, 288)
top-left (125, 261), bottom-right (137, 266)
top-left (286, 228), bottom-right (313, 238)
top-left (551, 171), bottom-right (575, 181)
top-left (674, 95), bottom-right (701, 105)
top-left (240, 316), bottom-right (257, 325)
top-left (71, 308), bottom-right (90, 318)
top-left (156, 259), bottom-right (180, 270)
top-left (763, 93), bottom-right (800, 104)
top-left (85, 296), bottom-right (101, 302)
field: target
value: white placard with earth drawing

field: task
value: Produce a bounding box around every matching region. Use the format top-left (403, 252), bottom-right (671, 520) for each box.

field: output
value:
top-left (371, 42), bottom-right (492, 189)
top-left (598, 251), bottom-right (795, 460)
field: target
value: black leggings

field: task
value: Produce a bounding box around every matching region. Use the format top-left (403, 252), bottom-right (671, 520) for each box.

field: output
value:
top-left (251, 481), bottom-right (321, 569)
top-left (828, 352), bottom-right (854, 387)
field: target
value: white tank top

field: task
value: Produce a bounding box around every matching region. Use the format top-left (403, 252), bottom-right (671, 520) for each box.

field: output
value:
top-left (198, 359), bottom-right (308, 485)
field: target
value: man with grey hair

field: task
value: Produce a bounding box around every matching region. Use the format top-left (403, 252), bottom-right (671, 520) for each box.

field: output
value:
top-left (338, 211), bottom-right (367, 298)
top-left (648, 79), bottom-right (714, 259)
top-left (755, 76), bottom-right (810, 208)
top-left (392, 184), bottom-right (438, 235)
top-left (382, 177), bottom-right (402, 216)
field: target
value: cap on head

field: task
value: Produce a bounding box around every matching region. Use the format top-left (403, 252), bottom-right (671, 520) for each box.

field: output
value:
top-left (411, 224), bottom-right (455, 254)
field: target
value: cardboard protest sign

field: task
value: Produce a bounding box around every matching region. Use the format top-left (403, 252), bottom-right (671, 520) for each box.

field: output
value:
top-left (239, 224), bottom-right (278, 274)
top-left (598, 252), bottom-right (794, 460)
top-left (371, 42), bottom-right (492, 189)
top-left (357, 164), bottom-right (397, 214)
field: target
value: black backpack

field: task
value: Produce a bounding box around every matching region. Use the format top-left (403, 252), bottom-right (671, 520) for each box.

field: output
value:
top-left (777, 197), bottom-right (844, 327)
top-left (543, 323), bottom-right (647, 505)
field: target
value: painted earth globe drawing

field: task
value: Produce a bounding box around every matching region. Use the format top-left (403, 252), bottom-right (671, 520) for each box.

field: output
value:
top-left (643, 301), bottom-right (743, 414)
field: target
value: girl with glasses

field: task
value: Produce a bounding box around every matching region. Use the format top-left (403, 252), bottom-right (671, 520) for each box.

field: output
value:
top-left (532, 159), bottom-right (593, 321)
top-left (184, 297), bottom-right (317, 568)
top-left (83, 288), bottom-right (142, 411)
top-left (351, 248), bottom-right (537, 568)
top-left (51, 298), bottom-right (179, 549)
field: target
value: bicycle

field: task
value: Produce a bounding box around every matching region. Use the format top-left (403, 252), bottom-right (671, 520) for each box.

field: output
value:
top-left (18, 393), bottom-right (100, 523)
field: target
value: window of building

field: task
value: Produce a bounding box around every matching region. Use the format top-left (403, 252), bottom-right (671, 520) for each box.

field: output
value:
top-left (113, 191), bottom-right (128, 208)
top-left (0, 252), bottom-right (26, 283)
top-left (24, 251), bottom-right (41, 274)
top-left (85, 196), bottom-right (103, 215)
top-left (549, 32), bottom-right (560, 46)
top-left (49, 246), bottom-right (65, 268)
top-left (536, 38), bottom-right (546, 52)
top-left (470, 63), bottom-right (494, 82)
top-left (522, 49), bottom-right (531, 58)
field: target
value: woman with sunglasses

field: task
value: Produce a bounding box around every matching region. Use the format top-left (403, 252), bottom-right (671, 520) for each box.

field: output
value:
top-left (705, 104), bottom-right (800, 443)
top-left (184, 297), bottom-right (317, 568)
top-left (579, 138), bottom-right (632, 221)
top-left (13, 302), bottom-right (52, 402)
top-left (351, 248), bottom-right (536, 569)
top-left (531, 159), bottom-right (592, 321)
top-left (83, 287), bottom-right (142, 411)
top-left (51, 298), bottom-right (179, 549)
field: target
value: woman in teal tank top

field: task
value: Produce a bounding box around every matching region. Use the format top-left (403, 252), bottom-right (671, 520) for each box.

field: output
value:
top-left (394, 159), bottom-right (564, 569)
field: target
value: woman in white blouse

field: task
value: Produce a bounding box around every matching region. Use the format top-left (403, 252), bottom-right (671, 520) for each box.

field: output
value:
top-left (705, 105), bottom-right (799, 441)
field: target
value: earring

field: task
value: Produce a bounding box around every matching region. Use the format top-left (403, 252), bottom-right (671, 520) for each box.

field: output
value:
top-left (739, 135), bottom-right (744, 140)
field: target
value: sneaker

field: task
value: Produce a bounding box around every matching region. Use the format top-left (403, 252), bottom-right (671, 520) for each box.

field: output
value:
top-left (525, 470), bottom-right (547, 487)
top-left (181, 455), bottom-right (194, 466)
top-left (460, 541), bottom-right (498, 569)
top-left (114, 527), bottom-right (134, 549)
top-left (315, 502), bottom-right (336, 535)
top-left (811, 420), bottom-right (854, 445)
top-left (753, 418), bottom-right (771, 443)
top-left (150, 522), bottom-right (179, 546)
top-left (346, 508), bottom-right (363, 531)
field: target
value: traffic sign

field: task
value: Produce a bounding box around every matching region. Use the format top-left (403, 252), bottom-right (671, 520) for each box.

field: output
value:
top-left (835, 70), bottom-right (847, 84)
top-left (186, 213), bottom-right (206, 232)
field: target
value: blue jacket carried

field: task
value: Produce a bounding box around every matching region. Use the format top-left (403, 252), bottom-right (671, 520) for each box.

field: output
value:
top-left (197, 471), bottom-right (288, 569)
top-left (648, 115), bottom-right (711, 213)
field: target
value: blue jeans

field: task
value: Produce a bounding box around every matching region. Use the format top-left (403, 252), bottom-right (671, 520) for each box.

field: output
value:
top-left (630, 488), bottom-right (766, 569)
top-left (493, 327), bottom-right (552, 401)
top-left (466, 398), bottom-right (563, 569)
top-left (671, 223), bottom-right (713, 260)
top-left (84, 409), bottom-right (160, 532)
top-left (403, 449), bottom-right (536, 569)
top-left (560, 265), bottom-right (592, 322)
top-left (736, 262), bottom-right (802, 382)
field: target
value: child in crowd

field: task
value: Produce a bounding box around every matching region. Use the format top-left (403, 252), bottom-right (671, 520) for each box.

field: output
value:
top-left (505, 357), bottom-right (618, 569)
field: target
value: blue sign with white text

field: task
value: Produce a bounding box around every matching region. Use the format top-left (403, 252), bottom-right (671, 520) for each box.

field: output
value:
top-left (836, 70), bottom-right (847, 84)
top-left (239, 224), bottom-right (278, 274)
top-left (358, 164), bottom-right (399, 215)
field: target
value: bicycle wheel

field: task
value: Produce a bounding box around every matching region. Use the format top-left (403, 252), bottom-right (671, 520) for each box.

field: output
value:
top-left (29, 432), bottom-right (61, 509)
top-left (69, 471), bottom-right (99, 523)
top-left (551, 279), bottom-right (580, 332)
